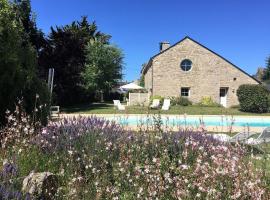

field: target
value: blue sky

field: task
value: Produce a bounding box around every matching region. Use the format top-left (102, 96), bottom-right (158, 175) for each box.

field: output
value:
top-left (32, 0), bottom-right (270, 81)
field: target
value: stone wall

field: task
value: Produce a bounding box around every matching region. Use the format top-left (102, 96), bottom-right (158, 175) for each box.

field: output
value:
top-left (144, 65), bottom-right (152, 94)
top-left (144, 38), bottom-right (259, 107)
top-left (129, 93), bottom-right (149, 106)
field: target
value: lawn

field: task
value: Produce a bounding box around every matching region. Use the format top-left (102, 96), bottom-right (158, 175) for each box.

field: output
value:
top-left (62, 102), bottom-right (270, 116)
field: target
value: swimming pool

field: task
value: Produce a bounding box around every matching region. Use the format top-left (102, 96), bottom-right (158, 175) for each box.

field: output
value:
top-left (104, 115), bottom-right (270, 128)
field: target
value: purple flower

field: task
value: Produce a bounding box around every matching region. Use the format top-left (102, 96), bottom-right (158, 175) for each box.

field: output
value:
top-left (0, 161), bottom-right (18, 179)
top-left (33, 116), bottom-right (125, 152)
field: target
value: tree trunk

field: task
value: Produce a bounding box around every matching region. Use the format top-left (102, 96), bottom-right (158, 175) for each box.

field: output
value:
top-left (100, 90), bottom-right (104, 102)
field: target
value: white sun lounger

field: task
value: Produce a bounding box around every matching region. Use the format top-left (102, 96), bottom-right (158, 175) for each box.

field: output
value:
top-left (50, 106), bottom-right (60, 118)
top-left (229, 131), bottom-right (257, 143)
top-left (161, 99), bottom-right (171, 110)
top-left (113, 100), bottom-right (125, 110)
top-left (113, 100), bottom-right (120, 108)
top-left (208, 131), bottom-right (256, 143)
top-left (117, 102), bottom-right (125, 110)
top-left (245, 127), bottom-right (270, 145)
top-left (210, 127), bottom-right (270, 145)
top-left (208, 133), bottom-right (232, 142)
top-left (150, 99), bottom-right (160, 109)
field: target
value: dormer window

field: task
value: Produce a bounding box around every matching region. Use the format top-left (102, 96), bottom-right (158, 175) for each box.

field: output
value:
top-left (180, 59), bottom-right (192, 71)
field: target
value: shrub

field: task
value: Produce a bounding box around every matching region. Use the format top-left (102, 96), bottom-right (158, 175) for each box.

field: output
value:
top-left (0, 160), bottom-right (31, 199)
top-left (0, 101), bottom-right (40, 149)
top-left (23, 76), bottom-right (50, 125)
top-left (237, 84), bottom-right (269, 113)
top-left (170, 96), bottom-right (192, 106)
top-left (230, 104), bottom-right (240, 109)
top-left (150, 95), bottom-right (164, 105)
top-left (1, 115), bottom-right (269, 199)
top-left (33, 116), bottom-right (124, 152)
top-left (30, 118), bottom-right (270, 198)
top-left (198, 96), bottom-right (221, 107)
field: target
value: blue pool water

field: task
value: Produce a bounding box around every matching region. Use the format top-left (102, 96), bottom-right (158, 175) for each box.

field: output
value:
top-left (105, 115), bottom-right (270, 128)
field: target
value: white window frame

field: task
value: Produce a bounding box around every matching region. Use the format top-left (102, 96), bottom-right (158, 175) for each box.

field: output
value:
top-left (180, 59), bottom-right (192, 72)
top-left (181, 87), bottom-right (190, 97)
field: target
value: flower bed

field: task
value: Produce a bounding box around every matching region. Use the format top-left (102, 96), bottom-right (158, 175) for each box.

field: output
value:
top-left (1, 116), bottom-right (269, 199)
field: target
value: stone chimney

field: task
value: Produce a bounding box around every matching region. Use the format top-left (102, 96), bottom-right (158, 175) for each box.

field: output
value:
top-left (159, 41), bottom-right (170, 52)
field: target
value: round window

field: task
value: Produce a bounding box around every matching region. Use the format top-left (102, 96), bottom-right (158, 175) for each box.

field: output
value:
top-left (180, 59), bottom-right (192, 71)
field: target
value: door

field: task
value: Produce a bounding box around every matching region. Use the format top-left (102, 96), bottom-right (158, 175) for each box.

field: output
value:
top-left (220, 88), bottom-right (228, 107)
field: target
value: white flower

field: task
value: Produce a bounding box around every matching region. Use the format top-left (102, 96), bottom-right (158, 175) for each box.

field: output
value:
top-left (180, 164), bottom-right (189, 170)
top-left (164, 172), bottom-right (170, 179)
top-left (60, 168), bottom-right (65, 175)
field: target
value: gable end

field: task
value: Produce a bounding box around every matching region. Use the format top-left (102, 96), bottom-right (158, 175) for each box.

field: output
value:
top-left (142, 36), bottom-right (260, 84)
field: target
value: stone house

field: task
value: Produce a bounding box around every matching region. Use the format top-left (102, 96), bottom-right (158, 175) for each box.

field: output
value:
top-left (141, 36), bottom-right (260, 107)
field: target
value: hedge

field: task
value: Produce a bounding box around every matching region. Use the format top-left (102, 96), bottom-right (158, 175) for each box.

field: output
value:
top-left (236, 84), bottom-right (269, 113)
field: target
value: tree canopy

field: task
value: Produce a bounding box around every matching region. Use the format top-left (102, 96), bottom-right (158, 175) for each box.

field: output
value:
top-left (82, 41), bottom-right (124, 94)
top-left (0, 0), bottom-right (49, 125)
top-left (263, 56), bottom-right (270, 81)
top-left (39, 17), bottom-right (113, 106)
top-left (0, 0), bottom-right (125, 123)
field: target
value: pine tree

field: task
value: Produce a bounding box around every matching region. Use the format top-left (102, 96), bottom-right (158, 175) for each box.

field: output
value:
top-left (264, 56), bottom-right (270, 81)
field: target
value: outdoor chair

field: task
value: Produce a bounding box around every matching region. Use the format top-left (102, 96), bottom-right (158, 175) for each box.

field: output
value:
top-left (50, 106), bottom-right (60, 119)
top-left (161, 99), bottom-right (171, 110)
top-left (113, 100), bottom-right (120, 109)
top-left (117, 102), bottom-right (125, 110)
top-left (150, 99), bottom-right (160, 109)
top-left (113, 100), bottom-right (125, 110)
top-left (229, 131), bottom-right (257, 143)
top-left (244, 127), bottom-right (270, 145)
top-left (208, 132), bottom-right (255, 143)
top-left (208, 133), bottom-right (232, 142)
top-left (210, 127), bottom-right (270, 145)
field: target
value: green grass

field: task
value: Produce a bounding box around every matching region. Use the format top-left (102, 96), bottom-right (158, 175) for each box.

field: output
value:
top-left (62, 102), bottom-right (270, 116)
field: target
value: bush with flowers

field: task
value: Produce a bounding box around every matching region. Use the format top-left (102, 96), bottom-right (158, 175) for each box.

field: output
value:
top-left (0, 109), bottom-right (269, 199)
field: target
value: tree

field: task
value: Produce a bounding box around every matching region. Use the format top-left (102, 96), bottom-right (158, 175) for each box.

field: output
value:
top-left (263, 56), bottom-right (270, 81)
top-left (139, 75), bottom-right (145, 87)
top-left (13, 0), bottom-right (46, 52)
top-left (0, 0), bottom-right (49, 125)
top-left (82, 41), bottom-right (124, 101)
top-left (39, 17), bottom-right (111, 106)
